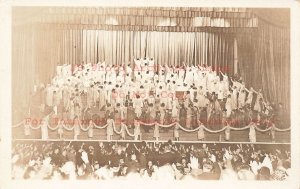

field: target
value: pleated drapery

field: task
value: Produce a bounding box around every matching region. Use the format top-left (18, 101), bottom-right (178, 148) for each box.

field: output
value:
top-left (236, 21), bottom-right (290, 114)
top-left (64, 29), bottom-right (234, 69)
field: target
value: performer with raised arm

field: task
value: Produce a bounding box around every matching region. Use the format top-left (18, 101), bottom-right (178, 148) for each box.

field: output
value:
top-left (220, 71), bottom-right (229, 92)
top-left (244, 87), bottom-right (254, 108)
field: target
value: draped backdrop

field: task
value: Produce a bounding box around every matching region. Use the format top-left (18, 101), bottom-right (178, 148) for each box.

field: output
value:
top-left (236, 8), bottom-right (290, 113)
top-left (12, 7), bottom-right (290, 119)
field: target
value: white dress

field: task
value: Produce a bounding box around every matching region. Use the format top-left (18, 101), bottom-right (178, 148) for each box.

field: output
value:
top-left (153, 124), bottom-right (160, 138)
top-left (197, 89), bottom-right (207, 108)
top-left (106, 119), bottom-right (114, 136)
top-left (254, 93), bottom-right (263, 112)
top-left (174, 124), bottom-right (179, 138)
top-left (232, 89), bottom-right (238, 110)
top-left (225, 127), bottom-right (230, 141)
top-left (41, 121), bottom-right (49, 140)
top-left (225, 96), bottom-right (232, 118)
top-left (120, 124), bottom-right (126, 139)
top-left (197, 126), bottom-right (205, 140)
top-left (171, 106), bottom-right (179, 120)
top-left (217, 83), bottom-right (224, 100)
top-left (133, 98), bottom-right (143, 118)
top-left (88, 124), bottom-right (94, 138)
top-left (249, 124), bottom-right (256, 143)
top-left (134, 122), bottom-right (141, 140)
top-left (74, 122), bottom-right (80, 140)
top-left (238, 91), bottom-right (246, 108)
top-left (246, 91), bottom-right (253, 105)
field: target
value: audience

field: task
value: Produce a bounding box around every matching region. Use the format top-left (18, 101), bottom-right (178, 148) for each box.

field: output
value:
top-left (11, 140), bottom-right (290, 181)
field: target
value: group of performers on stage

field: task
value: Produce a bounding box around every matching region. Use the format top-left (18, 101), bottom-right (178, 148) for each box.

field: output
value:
top-left (29, 57), bottom-right (282, 141)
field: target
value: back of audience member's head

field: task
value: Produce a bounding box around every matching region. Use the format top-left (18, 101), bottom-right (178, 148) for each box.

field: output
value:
top-left (257, 166), bottom-right (271, 180)
top-left (237, 169), bottom-right (256, 180)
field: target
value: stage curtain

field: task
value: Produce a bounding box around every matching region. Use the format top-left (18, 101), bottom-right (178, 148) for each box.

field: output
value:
top-left (12, 25), bottom-right (36, 115)
top-left (236, 20), bottom-right (290, 116)
top-left (62, 30), bottom-right (234, 69)
top-left (195, 32), bottom-right (234, 74)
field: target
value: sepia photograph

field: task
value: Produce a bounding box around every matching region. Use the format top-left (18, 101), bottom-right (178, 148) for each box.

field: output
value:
top-left (1, 0), bottom-right (300, 189)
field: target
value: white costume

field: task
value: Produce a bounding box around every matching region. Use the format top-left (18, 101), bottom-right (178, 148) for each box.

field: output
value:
top-left (41, 118), bottom-right (49, 140)
top-left (88, 123), bottom-right (94, 138)
top-left (249, 123), bottom-right (256, 143)
top-left (197, 125), bottom-right (205, 140)
top-left (153, 124), bottom-right (160, 140)
top-left (106, 119), bottom-right (114, 140)
top-left (134, 121), bottom-right (141, 140)
top-left (73, 120), bottom-right (80, 140)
